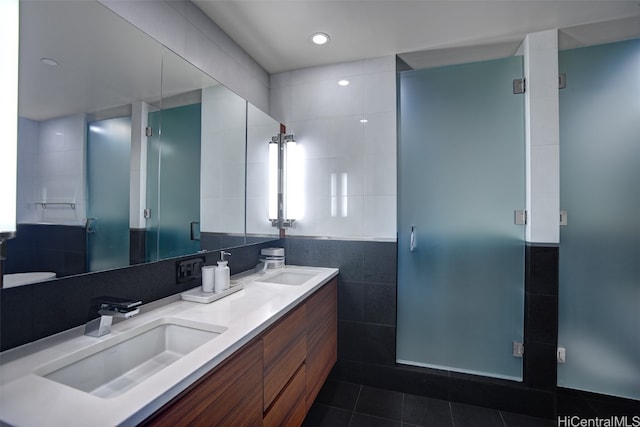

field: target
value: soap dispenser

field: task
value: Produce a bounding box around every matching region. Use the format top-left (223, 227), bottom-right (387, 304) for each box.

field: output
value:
top-left (214, 251), bottom-right (231, 293)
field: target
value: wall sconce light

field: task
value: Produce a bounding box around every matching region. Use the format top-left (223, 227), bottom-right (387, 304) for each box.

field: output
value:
top-left (0, 0), bottom-right (19, 244)
top-left (269, 133), bottom-right (300, 229)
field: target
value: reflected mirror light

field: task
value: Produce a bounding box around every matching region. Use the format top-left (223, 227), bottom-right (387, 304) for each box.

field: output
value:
top-left (268, 140), bottom-right (279, 220)
top-left (0, 0), bottom-right (19, 237)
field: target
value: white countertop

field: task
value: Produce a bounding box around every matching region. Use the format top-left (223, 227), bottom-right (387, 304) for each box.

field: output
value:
top-left (0, 265), bottom-right (338, 427)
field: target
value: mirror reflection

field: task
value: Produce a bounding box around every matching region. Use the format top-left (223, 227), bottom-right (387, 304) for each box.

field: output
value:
top-left (4, 0), bottom-right (278, 288)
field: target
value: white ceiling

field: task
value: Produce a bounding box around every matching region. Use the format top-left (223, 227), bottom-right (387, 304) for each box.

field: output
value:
top-left (18, 1), bottom-right (640, 121)
top-left (193, 0), bottom-right (640, 73)
top-left (19, 1), bottom-right (217, 121)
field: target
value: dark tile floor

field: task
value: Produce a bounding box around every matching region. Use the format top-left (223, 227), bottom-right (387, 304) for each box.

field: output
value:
top-left (303, 380), bottom-right (556, 427)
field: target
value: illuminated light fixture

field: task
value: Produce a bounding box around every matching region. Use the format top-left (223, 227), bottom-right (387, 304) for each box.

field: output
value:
top-left (311, 32), bottom-right (330, 45)
top-left (269, 133), bottom-right (301, 229)
top-left (338, 80), bottom-right (350, 86)
top-left (0, 0), bottom-right (19, 255)
top-left (360, 119), bottom-right (368, 123)
top-left (41, 57), bottom-right (59, 67)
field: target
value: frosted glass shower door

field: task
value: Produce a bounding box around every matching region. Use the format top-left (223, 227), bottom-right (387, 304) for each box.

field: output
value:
top-left (87, 117), bottom-right (131, 271)
top-left (558, 39), bottom-right (640, 400)
top-left (397, 56), bottom-right (526, 380)
top-left (146, 104), bottom-right (201, 260)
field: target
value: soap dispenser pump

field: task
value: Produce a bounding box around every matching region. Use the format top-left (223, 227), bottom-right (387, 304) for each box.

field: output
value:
top-left (214, 251), bottom-right (231, 293)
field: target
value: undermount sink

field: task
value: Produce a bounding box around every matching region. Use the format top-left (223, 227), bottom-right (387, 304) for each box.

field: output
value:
top-left (258, 270), bottom-right (317, 286)
top-left (35, 318), bottom-right (226, 398)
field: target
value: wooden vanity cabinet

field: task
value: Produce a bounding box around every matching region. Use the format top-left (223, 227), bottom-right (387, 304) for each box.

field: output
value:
top-left (304, 278), bottom-right (338, 410)
top-left (142, 339), bottom-right (263, 427)
top-left (262, 304), bottom-right (307, 411)
top-left (142, 277), bottom-right (337, 427)
top-left (263, 277), bottom-right (338, 425)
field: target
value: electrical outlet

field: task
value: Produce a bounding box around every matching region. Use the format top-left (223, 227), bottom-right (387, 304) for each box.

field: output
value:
top-left (176, 256), bottom-right (205, 284)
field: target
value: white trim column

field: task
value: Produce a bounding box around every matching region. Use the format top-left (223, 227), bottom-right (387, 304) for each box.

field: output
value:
top-left (523, 30), bottom-right (560, 244)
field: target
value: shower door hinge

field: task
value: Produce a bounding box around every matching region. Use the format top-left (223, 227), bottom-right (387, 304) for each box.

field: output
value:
top-left (557, 347), bottom-right (566, 363)
top-left (559, 73), bottom-right (567, 89)
top-left (145, 126), bottom-right (153, 137)
top-left (560, 210), bottom-right (568, 226)
top-left (513, 78), bottom-right (526, 94)
top-left (143, 208), bottom-right (151, 219)
top-left (514, 209), bottom-right (527, 225)
top-left (512, 341), bottom-right (524, 358)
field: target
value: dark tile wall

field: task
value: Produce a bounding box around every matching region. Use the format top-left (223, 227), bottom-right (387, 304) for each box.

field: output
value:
top-left (557, 387), bottom-right (640, 419)
top-left (524, 244), bottom-right (559, 393)
top-left (200, 232), bottom-right (245, 251)
top-left (0, 239), bottom-right (283, 351)
top-left (285, 237), bottom-right (559, 419)
top-left (4, 224), bottom-right (87, 277)
top-left (200, 233), bottom-right (279, 253)
top-left (284, 237), bottom-right (398, 383)
top-left (129, 228), bottom-right (146, 265)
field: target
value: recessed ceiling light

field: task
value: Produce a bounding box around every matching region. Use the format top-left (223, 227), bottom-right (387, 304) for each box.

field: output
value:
top-left (311, 32), bottom-right (330, 45)
top-left (338, 80), bottom-right (350, 86)
top-left (41, 58), bottom-right (59, 67)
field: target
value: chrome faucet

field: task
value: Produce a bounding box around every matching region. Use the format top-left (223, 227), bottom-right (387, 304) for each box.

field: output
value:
top-left (255, 258), bottom-right (281, 274)
top-left (84, 296), bottom-right (142, 337)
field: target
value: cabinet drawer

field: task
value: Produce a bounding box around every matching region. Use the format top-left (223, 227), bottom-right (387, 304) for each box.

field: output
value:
top-left (264, 334), bottom-right (306, 410)
top-left (305, 279), bottom-right (338, 409)
top-left (263, 304), bottom-right (307, 410)
top-left (143, 340), bottom-right (263, 427)
top-left (264, 363), bottom-right (307, 427)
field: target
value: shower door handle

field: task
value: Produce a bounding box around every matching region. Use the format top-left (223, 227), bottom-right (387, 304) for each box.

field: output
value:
top-left (410, 225), bottom-right (416, 252)
top-left (190, 221), bottom-right (200, 241)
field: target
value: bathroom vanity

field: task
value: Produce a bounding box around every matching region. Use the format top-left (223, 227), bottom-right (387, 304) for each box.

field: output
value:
top-left (0, 266), bottom-right (338, 426)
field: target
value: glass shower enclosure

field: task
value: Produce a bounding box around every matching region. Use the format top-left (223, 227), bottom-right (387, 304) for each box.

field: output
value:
top-left (397, 56), bottom-right (526, 380)
top-left (558, 38), bottom-right (640, 400)
top-left (86, 116), bottom-right (132, 271)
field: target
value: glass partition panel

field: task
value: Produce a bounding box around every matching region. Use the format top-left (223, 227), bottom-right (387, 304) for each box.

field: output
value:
top-left (558, 38), bottom-right (640, 400)
top-left (87, 117), bottom-right (131, 271)
top-left (397, 56), bottom-right (526, 380)
top-left (154, 103), bottom-right (202, 259)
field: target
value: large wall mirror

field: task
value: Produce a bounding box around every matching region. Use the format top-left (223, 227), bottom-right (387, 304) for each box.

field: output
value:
top-left (3, 0), bottom-right (279, 288)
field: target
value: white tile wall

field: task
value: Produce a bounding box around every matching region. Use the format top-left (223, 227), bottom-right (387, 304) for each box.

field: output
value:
top-left (523, 30), bottom-right (561, 244)
top-left (246, 103), bottom-right (280, 236)
top-left (270, 56), bottom-right (397, 240)
top-left (129, 101), bottom-right (149, 229)
top-left (16, 118), bottom-right (39, 223)
top-left (16, 115), bottom-right (87, 226)
top-left (200, 85), bottom-right (246, 234)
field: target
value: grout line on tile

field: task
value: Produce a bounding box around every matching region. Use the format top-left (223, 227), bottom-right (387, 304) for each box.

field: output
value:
top-left (348, 385), bottom-right (363, 426)
top-left (499, 411), bottom-right (508, 427)
top-left (450, 401), bottom-right (456, 427)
